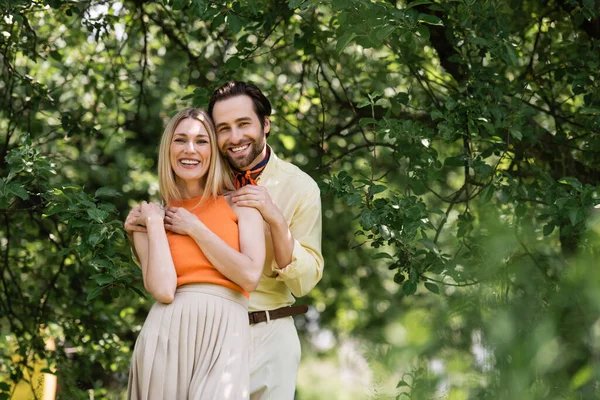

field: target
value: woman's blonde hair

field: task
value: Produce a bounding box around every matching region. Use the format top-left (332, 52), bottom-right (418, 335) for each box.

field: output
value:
top-left (157, 108), bottom-right (234, 206)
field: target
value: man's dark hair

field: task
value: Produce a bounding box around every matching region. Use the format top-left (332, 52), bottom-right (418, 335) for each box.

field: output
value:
top-left (208, 81), bottom-right (272, 132)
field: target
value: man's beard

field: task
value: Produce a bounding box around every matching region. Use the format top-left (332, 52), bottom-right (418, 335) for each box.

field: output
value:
top-left (223, 136), bottom-right (266, 171)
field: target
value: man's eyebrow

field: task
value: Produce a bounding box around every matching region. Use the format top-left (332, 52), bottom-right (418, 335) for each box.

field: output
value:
top-left (215, 117), bottom-right (252, 129)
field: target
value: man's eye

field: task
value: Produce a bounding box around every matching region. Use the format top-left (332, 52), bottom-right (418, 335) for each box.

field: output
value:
top-left (239, 122), bottom-right (248, 127)
top-left (219, 127), bottom-right (231, 133)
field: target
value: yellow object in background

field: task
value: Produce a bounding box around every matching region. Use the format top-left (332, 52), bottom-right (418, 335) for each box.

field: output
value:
top-left (2, 336), bottom-right (57, 400)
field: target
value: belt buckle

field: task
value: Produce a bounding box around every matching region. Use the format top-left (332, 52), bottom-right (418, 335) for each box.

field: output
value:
top-left (265, 310), bottom-right (271, 324)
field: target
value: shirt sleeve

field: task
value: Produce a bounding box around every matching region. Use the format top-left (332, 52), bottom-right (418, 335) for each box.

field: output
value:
top-left (272, 185), bottom-right (324, 297)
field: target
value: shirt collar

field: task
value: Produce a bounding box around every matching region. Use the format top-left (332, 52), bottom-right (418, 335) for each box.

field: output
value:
top-left (256, 144), bottom-right (279, 184)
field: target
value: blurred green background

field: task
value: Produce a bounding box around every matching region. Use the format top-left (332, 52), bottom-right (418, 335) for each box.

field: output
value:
top-left (1, 0), bottom-right (600, 399)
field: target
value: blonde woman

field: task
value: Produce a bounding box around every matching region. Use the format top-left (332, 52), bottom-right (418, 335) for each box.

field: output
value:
top-left (125, 108), bottom-right (265, 399)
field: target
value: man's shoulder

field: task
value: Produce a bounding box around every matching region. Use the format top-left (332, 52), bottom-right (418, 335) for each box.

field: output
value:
top-left (272, 154), bottom-right (320, 194)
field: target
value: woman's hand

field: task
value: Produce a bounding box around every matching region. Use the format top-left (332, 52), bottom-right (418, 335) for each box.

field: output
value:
top-left (164, 207), bottom-right (201, 235)
top-left (139, 201), bottom-right (165, 225)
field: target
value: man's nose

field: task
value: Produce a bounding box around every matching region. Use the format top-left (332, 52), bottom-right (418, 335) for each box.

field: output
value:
top-left (230, 127), bottom-right (243, 143)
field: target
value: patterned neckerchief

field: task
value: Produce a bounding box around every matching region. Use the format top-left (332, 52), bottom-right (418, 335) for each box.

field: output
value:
top-left (232, 147), bottom-right (271, 189)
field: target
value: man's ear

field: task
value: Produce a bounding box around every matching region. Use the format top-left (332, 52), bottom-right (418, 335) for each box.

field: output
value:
top-left (263, 117), bottom-right (271, 136)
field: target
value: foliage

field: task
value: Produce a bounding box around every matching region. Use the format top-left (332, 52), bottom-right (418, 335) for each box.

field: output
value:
top-left (1, 0), bottom-right (599, 398)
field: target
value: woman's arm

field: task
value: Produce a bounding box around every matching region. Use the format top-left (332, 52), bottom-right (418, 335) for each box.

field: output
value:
top-left (134, 201), bottom-right (177, 303)
top-left (164, 204), bottom-right (265, 293)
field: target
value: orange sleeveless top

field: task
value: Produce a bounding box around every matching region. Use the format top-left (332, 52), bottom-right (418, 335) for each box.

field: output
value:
top-left (167, 196), bottom-right (248, 298)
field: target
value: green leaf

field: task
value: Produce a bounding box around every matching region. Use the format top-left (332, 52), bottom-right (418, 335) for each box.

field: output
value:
top-left (496, 189), bottom-right (510, 204)
top-left (86, 287), bottom-right (102, 301)
top-left (580, 107), bottom-right (600, 115)
top-left (8, 184), bottom-right (29, 200)
top-left (471, 36), bottom-right (489, 47)
top-left (372, 252), bottom-right (393, 260)
top-left (336, 32), bottom-right (357, 54)
top-left (543, 223), bottom-right (555, 236)
top-left (228, 13), bottom-right (243, 34)
top-left (430, 109), bottom-right (444, 120)
top-left (375, 25), bottom-right (396, 41)
top-left (288, 0), bottom-right (306, 9)
top-left (87, 230), bottom-right (103, 246)
top-left (50, 50), bottom-right (62, 61)
top-left (95, 187), bottom-right (121, 197)
top-left (395, 92), bottom-right (409, 105)
top-left (416, 25), bottom-right (430, 40)
top-left (190, 0), bottom-right (207, 16)
top-left (504, 42), bottom-right (518, 65)
top-left (332, 0), bottom-right (351, 11)
top-left (172, 0), bottom-right (188, 10)
top-left (444, 155), bottom-right (465, 167)
top-left (356, 99), bottom-right (371, 108)
top-left (370, 184), bottom-right (386, 195)
top-left (359, 117), bottom-right (378, 127)
top-left (396, 379), bottom-right (410, 388)
top-left (407, 0), bottom-right (432, 9)
top-left (422, 239), bottom-right (436, 251)
top-left (424, 282), bottom-right (440, 294)
top-left (90, 273), bottom-right (113, 286)
top-left (87, 208), bottom-right (109, 222)
top-left (510, 129), bottom-right (523, 140)
top-left (346, 193), bottom-right (362, 206)
top-left (375, 98), bottom-right (391, 107)
top-left (225, 56), bottom-right (242, 70)
top-left (558, 177), bottom-right (582, 190)
top-left (570, 364), bottom-right (593, 390)
top-left (568, 208), bottom-right (584, 226)
top-left (403, 280), bottom-right (417, 295)
top-left (418, 13), bottom-right (444, 26)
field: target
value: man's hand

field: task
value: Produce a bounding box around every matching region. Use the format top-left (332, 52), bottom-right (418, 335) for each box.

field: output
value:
top-left (124, 204), bottom-right (147, 234)
top-left (164, 207), bottom-right (201, 235)
top-left (139, 201), bottom-right (165, 225)
top-left (231, 185), bottom-right (280, 224)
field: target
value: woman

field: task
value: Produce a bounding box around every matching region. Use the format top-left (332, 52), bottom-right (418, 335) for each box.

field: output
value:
top-left (124, 108), bottom-right (265, 399)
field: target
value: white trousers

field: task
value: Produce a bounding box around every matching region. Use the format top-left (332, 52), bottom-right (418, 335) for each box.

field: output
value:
top-left (249, 316), bottom-right (301, 400)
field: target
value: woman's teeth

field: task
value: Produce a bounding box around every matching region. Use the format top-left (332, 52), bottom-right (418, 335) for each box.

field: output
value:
top-left (181, 159), bottom-right (199, 165)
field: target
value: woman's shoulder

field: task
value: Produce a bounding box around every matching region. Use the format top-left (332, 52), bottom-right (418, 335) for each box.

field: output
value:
top-left (223, 195), bottom-right (261, 221)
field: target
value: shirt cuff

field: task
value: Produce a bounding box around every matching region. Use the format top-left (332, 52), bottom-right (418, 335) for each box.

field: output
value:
top-left (273, 240), bottom-right (302, 281)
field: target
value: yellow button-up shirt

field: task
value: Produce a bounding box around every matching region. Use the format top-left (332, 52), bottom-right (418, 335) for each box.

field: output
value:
top-left (250, 149), bottom-right (324, 312)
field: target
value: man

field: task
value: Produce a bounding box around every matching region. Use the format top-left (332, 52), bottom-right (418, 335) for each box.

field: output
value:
top-left (125, 81), bottom-right (323, 399)
top-left (207, 81), bottom-right (323, 400)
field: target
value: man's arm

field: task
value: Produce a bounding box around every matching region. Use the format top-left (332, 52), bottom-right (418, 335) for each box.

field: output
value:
top-left (124, 204), bottom-right (146, 265)
top-left (271, 186), bottom-right (323, 297)
top-left (232, 184), bottom-right (324, 297)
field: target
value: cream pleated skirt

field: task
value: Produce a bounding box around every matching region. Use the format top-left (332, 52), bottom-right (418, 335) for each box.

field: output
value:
top-left (127, 283), bottom-right (250, 400)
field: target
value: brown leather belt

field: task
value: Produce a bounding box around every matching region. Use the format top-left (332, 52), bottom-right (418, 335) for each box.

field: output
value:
top-left (248, 305), bottom-right (308, 325)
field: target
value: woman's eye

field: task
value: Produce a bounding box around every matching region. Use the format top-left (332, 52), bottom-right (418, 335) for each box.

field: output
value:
top-left (197, 140), bottom-right (208, 144)
top-left (174, 138), bottom-right (186, 143)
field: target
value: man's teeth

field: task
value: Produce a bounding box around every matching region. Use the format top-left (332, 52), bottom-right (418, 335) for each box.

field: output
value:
top-left (181, 160), bottom-right (199, 165)
top-left (231, 144), bottom-right (250, 153)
